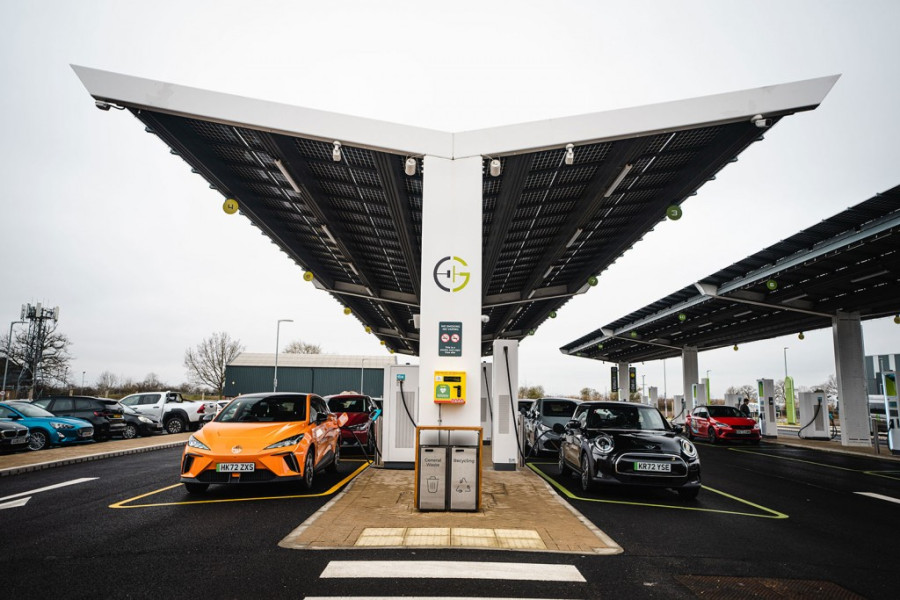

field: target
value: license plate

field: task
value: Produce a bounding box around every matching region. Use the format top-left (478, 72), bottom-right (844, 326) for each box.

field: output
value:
top-left (635, 462), bottom-right (671, 472)
top-left (735, 429), bottom-right (751, 435)
top-left (113, 414), bottom-right (122, 418)
top-left (216, 463), bottom-right (255, 472)
top-left (12, 437), bottom-right (26, 444)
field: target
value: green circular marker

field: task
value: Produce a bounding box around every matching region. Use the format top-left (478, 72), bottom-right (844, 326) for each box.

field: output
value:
top-left (549, 311), bottom-right (557, 319)
top-left (678, 313), bottom-right (687, 322)
top-left (666, 205), bottom-right (683, 220)
top-left (529, 329), bottom-right (535, 336)
top-left (588, 276), bottom-right (598, 287)
top-left (630, 331), bottom-right (637, 338)
top-left (343, 307), bottom-right (351, 315)
top-left (766, 279), bottom-right (778, 291)
top-left (597, 343), bottom-right (603, 350)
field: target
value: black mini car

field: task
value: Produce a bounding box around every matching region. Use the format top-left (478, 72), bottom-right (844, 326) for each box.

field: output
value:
top-left (558, 401), bottom-right (701, 499)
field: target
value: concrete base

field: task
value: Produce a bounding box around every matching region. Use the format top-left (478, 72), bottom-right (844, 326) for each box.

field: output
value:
top-left (492, 463), bottom-right (517, 471)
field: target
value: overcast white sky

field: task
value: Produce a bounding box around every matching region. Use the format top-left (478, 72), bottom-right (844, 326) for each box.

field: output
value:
top-left (1, 0), bottom-right (898, 398)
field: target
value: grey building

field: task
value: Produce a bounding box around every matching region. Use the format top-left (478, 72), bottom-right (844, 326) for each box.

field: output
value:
top-left (224, 353), bottom-right (397, 398)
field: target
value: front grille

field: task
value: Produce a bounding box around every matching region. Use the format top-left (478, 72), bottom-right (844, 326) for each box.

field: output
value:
top-left (2, 429), bottom-right (23, 439)
top-left (615, 452), bottom-right (688, 477)
top-left (79, 428), bottom-right (94, 438)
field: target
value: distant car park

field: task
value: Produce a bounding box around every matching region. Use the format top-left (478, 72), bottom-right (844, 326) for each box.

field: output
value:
top-left (33, 396), bottom-right (126, 441)
top-left (0, 401), bottom-right (94, 450)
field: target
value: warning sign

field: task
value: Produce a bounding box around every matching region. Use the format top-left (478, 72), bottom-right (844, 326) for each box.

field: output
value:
top-left (438, 321), bottom-right (462, 357)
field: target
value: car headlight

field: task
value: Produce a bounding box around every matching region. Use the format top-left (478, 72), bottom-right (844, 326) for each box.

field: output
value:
top-left (187, 435), bottom-right (210, 450)
top-left (51, 422), bottom-right (74, 430)
top-left (138, 416), bottom-right (154, 424)
top-left (712, 420), bottom-right (732, 429)
top-left (265, 434), bottom-right (304, 449)
top-left (593, 434), bottom-right (614, 455)
top-left (752, 422), bottom-right (760, 430)
top-left (680, 438), bottom-right (698, 459)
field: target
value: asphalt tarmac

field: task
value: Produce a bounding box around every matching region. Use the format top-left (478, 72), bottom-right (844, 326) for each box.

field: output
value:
top-left (1, 437), bottom-right (898, 598)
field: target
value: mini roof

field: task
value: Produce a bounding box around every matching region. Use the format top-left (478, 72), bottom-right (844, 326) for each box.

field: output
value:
top-left (561, 185), bottom-right (900, 363)
top-left (74, 66), bottom-right (837, 356)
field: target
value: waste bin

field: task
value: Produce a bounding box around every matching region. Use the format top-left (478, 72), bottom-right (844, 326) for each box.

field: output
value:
top-left (417, 446), bottom-right (448, 511)
top-left (449, 446), bottom-right (478, 511)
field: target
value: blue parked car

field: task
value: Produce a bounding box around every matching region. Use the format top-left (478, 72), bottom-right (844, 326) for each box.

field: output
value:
top-left (0, 401), bottom-right (94, 451)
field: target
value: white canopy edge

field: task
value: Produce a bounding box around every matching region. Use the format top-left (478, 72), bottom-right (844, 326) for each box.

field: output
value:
top-left (73, 65), bottom-right (838, 160)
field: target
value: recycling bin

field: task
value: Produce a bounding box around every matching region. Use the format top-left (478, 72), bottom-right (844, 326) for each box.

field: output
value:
top-left (449, 446), bottom-right (479, 511)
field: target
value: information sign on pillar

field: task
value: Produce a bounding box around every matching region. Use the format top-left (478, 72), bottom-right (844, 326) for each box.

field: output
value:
top-left (611, 367), bottom-right (618, 393)
top-left (629, 367), bottom-right (637, 394)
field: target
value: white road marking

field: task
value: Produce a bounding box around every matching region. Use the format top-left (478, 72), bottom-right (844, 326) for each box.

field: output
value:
top-left (0, 497), bottom-right (30, 510)
top-left (0, 477), bottom-right (98, 503)
top-left (855, 492), bottom-right (900, 505)
top-left (319, 560), bottom-right (585, 582)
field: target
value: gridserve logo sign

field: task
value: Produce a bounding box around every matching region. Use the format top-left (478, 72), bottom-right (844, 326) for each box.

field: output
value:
top-left (432, 256), bottom-right (470, 293)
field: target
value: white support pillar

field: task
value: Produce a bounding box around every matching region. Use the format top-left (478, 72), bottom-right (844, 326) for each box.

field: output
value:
top-left (418, 155), bottom-right (484, 429)
top-left (617, 362), bottom-right (630, 401)
top-left (832, 311), bottom-right (870, 447)
top-left (491, 340), bottom-right (519, 470)
top-left (682, 346), bottom-right (699, 409)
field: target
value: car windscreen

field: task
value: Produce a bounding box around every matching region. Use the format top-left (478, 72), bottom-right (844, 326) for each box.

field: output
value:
top-left (708, 406), bottom-right (743, 418)
top-left (328, 397), bottom-right (368, 413)
top-left (217, 397), bottom-right (306, 423)
top-left (541, 400), bottom-right (577, 418)
top-left (9, 403), bottom-right (55, 418)
top-left (586, 405), bottom-right (668, 431)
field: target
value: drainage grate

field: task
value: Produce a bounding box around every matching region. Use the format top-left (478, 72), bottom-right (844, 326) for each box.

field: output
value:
top-left (675, 575), bottom-right (864, 599)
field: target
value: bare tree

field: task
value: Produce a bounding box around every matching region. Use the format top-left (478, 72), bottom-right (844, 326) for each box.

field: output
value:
top-left (726, 384), bottom-right (757, 401)
top-left (184, 332), bottom-right (244, 397)
top-left (518, 385), bottom-right (545, 399)
top-left (96, 371), bottom-right (120, 397)
top-left (284, 339), bottom-right (322, 354)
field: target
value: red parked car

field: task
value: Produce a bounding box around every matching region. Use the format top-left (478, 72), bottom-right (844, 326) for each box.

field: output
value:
top-left (326, 393), bottom-right (378, 455)
top-left (685, 405), bottom-right (760, 444)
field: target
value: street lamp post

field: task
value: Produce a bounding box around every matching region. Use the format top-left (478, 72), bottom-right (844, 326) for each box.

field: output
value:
top-left (2, 320), bottom-right (25, 399)
top-left (81, 371), bottom-right (85, 394)
top-left (360, 358), bottom-right (368, 395)
top-left (273, 319), bottom-right (293, 392)
top-left (783, 347), bottom-right (789, 379)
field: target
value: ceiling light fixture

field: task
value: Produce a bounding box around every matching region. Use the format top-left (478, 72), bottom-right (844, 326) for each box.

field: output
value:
top-left (274, 159), bottom-right (301, 193)
top-left (332, 141), bottom-right (342, 162)
top-left (404, 157), bottom-right (417, 176)
top-left (565, 144), bottom-right (575, 165)
top-left (849, 269), bottom-right (889, 283)
top-left (489, 158), bottom-right (502, 177)
top-left (603, 164), bottom-right (633, 197)
top-left (321, 225), bottom-right (337, 245)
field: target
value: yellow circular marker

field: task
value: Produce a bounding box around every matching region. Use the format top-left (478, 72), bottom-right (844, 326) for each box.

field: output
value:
top-left (380, 340), bottom-right (385, 345)
top-left (365, 326), bottom-right (372, 334)
top-left (223, 199), bottom-right (239, 214)
top-left (303, 271), bottom-right (314, 282)
top-left (343, 307), bottom-right (352, 315)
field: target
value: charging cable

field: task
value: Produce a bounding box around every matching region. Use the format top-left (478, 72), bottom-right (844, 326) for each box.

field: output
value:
top-left (798, 398), bottom-right (822, 438)
top-left (503, 346), bottom-right (525, 463)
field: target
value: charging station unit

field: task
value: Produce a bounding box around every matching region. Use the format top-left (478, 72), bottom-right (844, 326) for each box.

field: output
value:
top-left (490, 339), bottom-right (519, 470)
top-left (480, 362), bottom-right (492, 442)
top-left (691, 383), bottom-right (706, 409)
top-left (382, 364), bottom-right (420, 468)
top-left (672, 394), bottom-right (686, 425)
top-left (757, 378), bottom-right (778, 438)
top-left (648, 386), bottom-right (658, 407)
top-left (881, 371), bottom-right (899, 454)
top-left (798, 391), bottom-right (830, 440)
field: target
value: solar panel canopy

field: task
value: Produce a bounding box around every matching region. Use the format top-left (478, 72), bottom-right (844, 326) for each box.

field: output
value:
top-left (74, 66), bottom-right (838, 357)
top-left (561, 186), bottom-right (900, 364)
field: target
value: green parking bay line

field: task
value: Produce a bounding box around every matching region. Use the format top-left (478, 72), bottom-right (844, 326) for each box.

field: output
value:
top-left (110, 460), bottom-right (371, 509)
top-left (528, 462), bottom-right (788, 519)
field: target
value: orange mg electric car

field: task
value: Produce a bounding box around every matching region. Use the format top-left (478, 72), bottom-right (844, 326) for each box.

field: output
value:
top-left (180, 392), bottom-right (345, 494)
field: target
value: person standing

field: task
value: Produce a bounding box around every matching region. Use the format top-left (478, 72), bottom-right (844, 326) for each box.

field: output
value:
top-left (740, 398), bottom-right (751, 417)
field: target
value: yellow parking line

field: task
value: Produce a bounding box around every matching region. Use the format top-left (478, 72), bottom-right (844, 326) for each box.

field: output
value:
top-left (528, 463), bottom-right (788, 519)
top-left (110, 461), bottom-right (371, 509)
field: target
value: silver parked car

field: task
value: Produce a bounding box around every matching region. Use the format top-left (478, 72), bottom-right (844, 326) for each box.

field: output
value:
top-left (523, 397), bottom-right (580, 454)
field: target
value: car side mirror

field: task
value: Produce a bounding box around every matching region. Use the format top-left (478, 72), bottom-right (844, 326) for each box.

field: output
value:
top-left (552, 422), bottom-right (566, 434)
top-left (564, 419), bottom-right (580, 431)
top-left (315, 413), bottom-right (328, 424)
top-left (671, 424), bottom-right (683, 434)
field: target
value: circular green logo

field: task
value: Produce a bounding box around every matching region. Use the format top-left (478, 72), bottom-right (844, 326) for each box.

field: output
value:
top-left (666, 205), bottom-right (683, 220)
top-left (766, 279), bottom-right (778, 291)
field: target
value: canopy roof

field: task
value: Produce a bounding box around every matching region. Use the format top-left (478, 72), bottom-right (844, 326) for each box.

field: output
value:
top-left (74, 66), bottom-right (837, 356)
top-left (561, 185), bottom-right (900, 363)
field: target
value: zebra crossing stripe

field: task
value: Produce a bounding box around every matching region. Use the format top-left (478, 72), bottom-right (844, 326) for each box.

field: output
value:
top-left (319, 560), bottom-right (585, 582)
